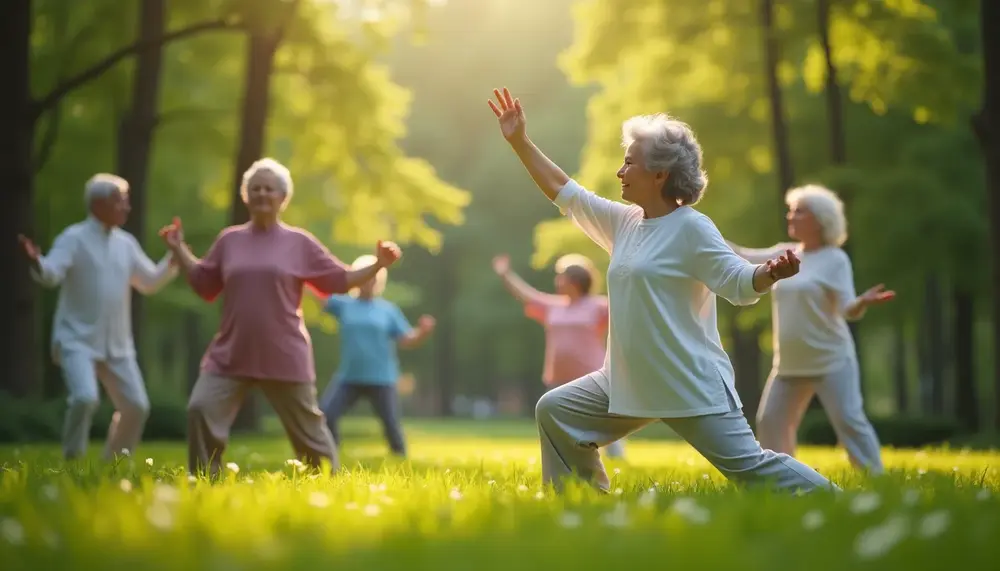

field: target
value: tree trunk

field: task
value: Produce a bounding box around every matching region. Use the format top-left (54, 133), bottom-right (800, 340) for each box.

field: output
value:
top-left (919, 276), bottom-right (946, 415)
top-left (748, 0), bottom-right (792, 415)
top-left (973, 0), bottom-right (1000, 432)
top-left (0, 0), bottom-right (37, 398)
top-left (119, 0), bottom-right (167, 370)
top-left (433, 244), bottom-right (457, 416)
top-left (229, 32), bottom-right (280, 432)
top-left (892, 318), bottom-right (909, 414)
top-left (952, 288), bottom-right (978, 432)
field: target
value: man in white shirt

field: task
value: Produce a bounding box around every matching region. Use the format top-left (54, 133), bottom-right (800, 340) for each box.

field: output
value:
top-left (487, 87), bottom-right (837, 493)
top-left (19, 173), bottom-right (177, 461)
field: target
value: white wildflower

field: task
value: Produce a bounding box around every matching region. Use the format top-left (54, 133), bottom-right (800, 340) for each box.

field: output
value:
top-left (225, 462), bottom-right (240, 474)
top-left (802, 510), bottom-right (825, 530)
top-left (558, 511), bottom-right (582, 528)
top-left (145, 458), bottom-right (154, 467)
top-left (0, 518), bottom-right (24, 545)
top-left (671, 497), bottom-right (711, 525)
top-left (363, 504), bottom-right (381, 517)
top-left (854, 515), bottom-right (909, 560)
top-left (849, 492), bottom-right (882, 515)
top-left (119, 479), bottom-right (133, 493)
top-left (308, 492), bottom-right (330, 509)
top-left (916, 510), bottom-right (950, 539)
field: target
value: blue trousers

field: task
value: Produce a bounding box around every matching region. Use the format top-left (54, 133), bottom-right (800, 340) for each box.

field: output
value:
top-left (321, 382), bottom-right (406, 456)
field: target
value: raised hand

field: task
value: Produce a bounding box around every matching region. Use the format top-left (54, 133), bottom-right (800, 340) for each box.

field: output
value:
top-left (417, 315), bottom-right (436, 332)
top-left (376, 240), bottom-right (402, 268)
top-left (858, 283), bottom-right (896, 307)
top-left (18, 234), bottom-right (41, 260)
top-left (764, 249), bottom-right (801, 281)
top-left (492, 254), bottom-right (510, 275)
top-left (487, 87), bottom-right (526, 142)
top-left (158, 217), bottom-right (184, 250)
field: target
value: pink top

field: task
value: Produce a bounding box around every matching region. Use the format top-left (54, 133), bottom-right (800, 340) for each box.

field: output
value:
top-left (525, 294), bottom-right (609, 386)
top-left (187, 223), bottom-right (349, 383)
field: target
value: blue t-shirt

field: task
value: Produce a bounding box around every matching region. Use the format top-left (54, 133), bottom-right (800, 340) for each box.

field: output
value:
top-left (324, 295), bottom-right (413, 385)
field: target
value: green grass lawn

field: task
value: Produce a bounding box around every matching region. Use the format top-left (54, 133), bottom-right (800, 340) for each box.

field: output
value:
top-left (1, 417), bottom-right (997, 570)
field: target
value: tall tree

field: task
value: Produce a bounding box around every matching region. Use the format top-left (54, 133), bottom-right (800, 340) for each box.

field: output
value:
top-left (973, 0), bottom-right (1000, 431)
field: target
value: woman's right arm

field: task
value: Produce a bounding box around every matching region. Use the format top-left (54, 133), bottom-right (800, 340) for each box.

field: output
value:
top-left (489, 87), bottom-right (632, 253)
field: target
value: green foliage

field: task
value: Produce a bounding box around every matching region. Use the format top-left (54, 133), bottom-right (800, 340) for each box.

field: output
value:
top-left (0, 399), bottom-right (188, 444)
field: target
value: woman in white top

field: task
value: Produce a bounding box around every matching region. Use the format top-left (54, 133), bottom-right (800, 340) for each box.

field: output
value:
top-left (487, 87), bottom-right (836, 493)
top-left (728, 185), bottom-right (894, 474)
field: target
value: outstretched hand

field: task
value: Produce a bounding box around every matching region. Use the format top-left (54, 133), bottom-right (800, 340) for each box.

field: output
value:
top-left (487, 87), bottom-right (527, 143)
top-left (858, 283), bottom-right (896, 307)
top-left (417, 315), bottom-right (436, 333)
top-left (376, 240), bottom-right (402, 269)
top-left (764, 249), bottom-right (801, 282)
top-left (492, 254), bottom-right (510, 275)
top-left (18, 234), bottom-right (41, 261)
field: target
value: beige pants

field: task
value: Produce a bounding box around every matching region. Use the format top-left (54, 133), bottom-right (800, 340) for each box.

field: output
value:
top-left (58, 349), bottom-right (150, 461)
top-left (756, 359), bottom-right (884, 474)
top-left (187, 372), bottom-right (338, 478)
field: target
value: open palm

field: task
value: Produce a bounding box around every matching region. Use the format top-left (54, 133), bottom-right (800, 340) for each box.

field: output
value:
top-left (488, 87), bottom-right (526, 142)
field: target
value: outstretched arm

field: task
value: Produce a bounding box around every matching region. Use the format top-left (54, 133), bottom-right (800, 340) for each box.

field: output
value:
top-left (492, 254), bottom-right (561, 307)
top-left (726, 240), bottom-right (797, 265)
top-left (129, 235), bottom-right (177, 295)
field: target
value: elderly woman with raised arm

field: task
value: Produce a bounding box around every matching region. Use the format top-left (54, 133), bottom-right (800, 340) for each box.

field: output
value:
top-left (492, 252), bottom-right (625, 459)
top-left (726, 184), bottom-right (893, 474)
top-left (487, 87), bottom-right (837, 493)
top-left (159, 158), bottom-right (402, 478)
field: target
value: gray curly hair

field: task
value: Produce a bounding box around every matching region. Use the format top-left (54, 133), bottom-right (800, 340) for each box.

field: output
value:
top-left (621, 114), bottom-right (708, 206)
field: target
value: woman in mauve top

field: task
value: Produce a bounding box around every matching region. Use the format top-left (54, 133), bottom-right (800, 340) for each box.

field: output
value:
top-left (160, 158), bottom-right (402, 478)
top-left (727, 184), bottom-right (894, 474)
top-left (492, 252), bottom-right (625, 459)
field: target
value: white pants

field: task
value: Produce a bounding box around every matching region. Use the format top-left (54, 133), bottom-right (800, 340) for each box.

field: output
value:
top-left (57, 349), bottom-right (150, 460)
top-left (535, 373), bottom-right (837, 493)
top-left (757, 359), bottom-right (884, 474)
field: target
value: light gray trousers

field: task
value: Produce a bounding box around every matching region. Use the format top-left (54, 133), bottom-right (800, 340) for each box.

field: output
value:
top-left (756, 359), bottom-right (884, 474)
top-left (535, 373), bottom-right (837, 493)
top-left (58, 350), bottom-right (150, 461)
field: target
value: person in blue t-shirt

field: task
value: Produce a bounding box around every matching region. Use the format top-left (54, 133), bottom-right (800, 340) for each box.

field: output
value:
top-left (318, 254), bottom-right (435, 457)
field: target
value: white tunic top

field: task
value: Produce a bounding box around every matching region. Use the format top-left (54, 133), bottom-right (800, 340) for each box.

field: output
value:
top-left (32, 217), bottom-right (177, 361)
top-left (554, 180), bottom-right (767, 418)
top-left (731, 243), bottom-right (859, 376)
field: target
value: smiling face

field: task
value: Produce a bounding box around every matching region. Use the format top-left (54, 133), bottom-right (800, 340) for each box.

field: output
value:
top-left (616, 140), bottom-right (668, 206)
top-left (244, 169), bottom-right (286, 219)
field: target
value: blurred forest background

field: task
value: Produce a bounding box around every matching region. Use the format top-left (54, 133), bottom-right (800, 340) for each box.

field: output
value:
top-left (2, 0), bottom-right (998, 448)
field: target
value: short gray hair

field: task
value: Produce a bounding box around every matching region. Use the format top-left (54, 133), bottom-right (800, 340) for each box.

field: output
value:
top-left (785, 184), bottom-right (847, 246)
top-left (621, 114), bottom-right (708, 205)
top-left (84, 173), bottom-right (129, 205)
top-left (240, 157), bottom-right (294, 210)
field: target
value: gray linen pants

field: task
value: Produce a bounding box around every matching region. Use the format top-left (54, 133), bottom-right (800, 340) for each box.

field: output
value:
top-left (756, 359), bottom-right (884, 474)
top-left (535, 373), bottom-right (838, 493)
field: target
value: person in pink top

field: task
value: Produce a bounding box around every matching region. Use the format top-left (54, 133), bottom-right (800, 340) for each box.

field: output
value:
top-left (159, 158), bottom-right (402, 478)
top-left (492, 253), bottom-right (625, 458)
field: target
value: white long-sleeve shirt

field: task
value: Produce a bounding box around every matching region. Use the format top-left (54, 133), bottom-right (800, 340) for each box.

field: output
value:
top-left (554, 180), bottom-right (767, 417)
top-left (32, 217), bottom-right (177, 361)
top-left (730, 242), bottom-right (860, 376)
